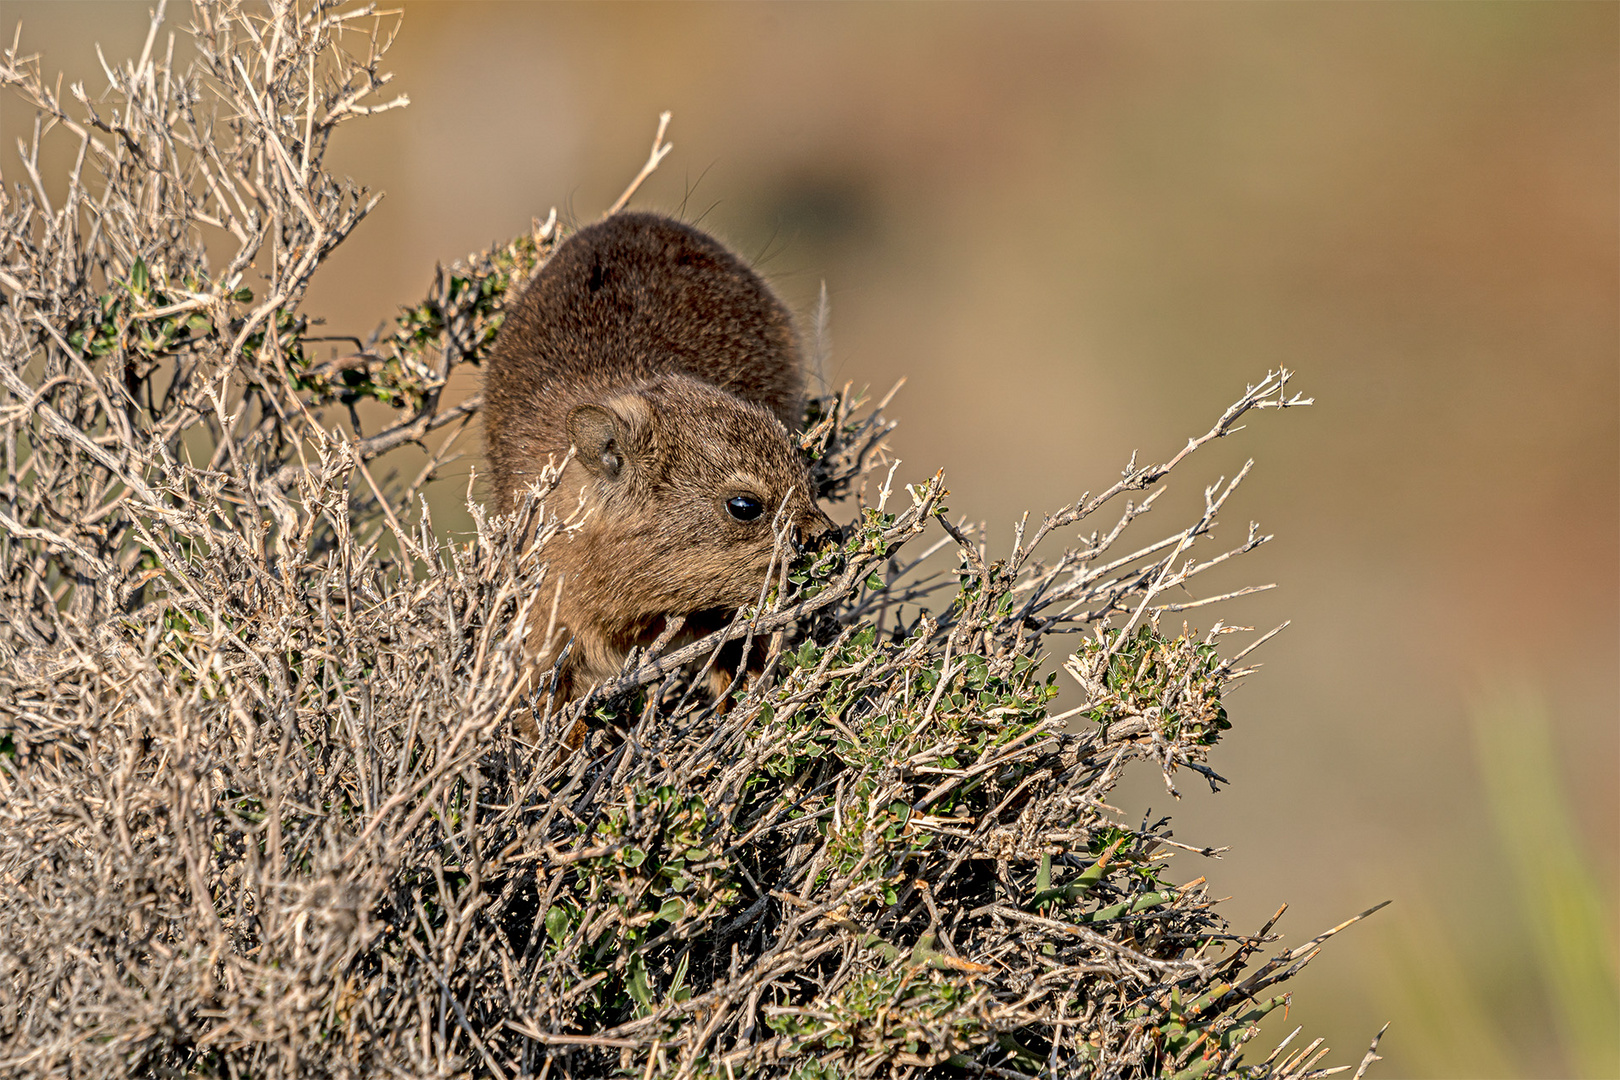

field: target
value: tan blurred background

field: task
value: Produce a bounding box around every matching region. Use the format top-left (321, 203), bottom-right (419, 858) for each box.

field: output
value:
top-left (5, 3), bottom-right (1616, 1076)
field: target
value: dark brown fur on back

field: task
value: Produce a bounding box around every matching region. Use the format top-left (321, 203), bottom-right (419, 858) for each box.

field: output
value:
top-left (483, 213), bottom-right (834, 713)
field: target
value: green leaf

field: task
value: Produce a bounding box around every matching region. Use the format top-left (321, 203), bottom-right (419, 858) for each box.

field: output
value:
top-left (544, 905), bottom-right (571, 947)
top-left (627, 954), bottom-right (652, 1011)
top-left (1030, 836), bottom-right (1125, 909)
top-left (1035, 853), bottom-right (1053, 899)
top-left (669, 950), bottom-right (691, 1002)
top-left (1081, 888), bottom-right (1177, 924)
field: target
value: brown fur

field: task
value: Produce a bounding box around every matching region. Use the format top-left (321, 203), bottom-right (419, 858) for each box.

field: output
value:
top-left (483, 213), bottom-right (835, 720)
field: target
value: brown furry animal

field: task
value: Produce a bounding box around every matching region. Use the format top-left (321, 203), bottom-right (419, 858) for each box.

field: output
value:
top-left (483, 212), bottom-right (836, 718)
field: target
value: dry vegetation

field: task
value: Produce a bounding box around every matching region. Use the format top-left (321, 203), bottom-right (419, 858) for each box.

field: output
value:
top-left (0, 3), bottom-right (1384, 1077)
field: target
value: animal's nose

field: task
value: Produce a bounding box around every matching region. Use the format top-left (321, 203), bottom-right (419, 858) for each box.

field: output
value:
top-left (794, 506), bottom-right (841, 553)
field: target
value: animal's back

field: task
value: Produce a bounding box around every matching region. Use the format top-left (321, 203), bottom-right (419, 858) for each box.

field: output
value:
top-left (483, 213), bottom-right (804, 510)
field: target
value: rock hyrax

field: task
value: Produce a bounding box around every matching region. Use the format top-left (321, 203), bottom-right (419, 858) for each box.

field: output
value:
top-left (483, 212), bottom-right (836, 710)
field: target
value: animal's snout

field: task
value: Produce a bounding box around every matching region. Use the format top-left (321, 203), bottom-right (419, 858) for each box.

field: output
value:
top-left (793, 507), bottom-right (842, 554)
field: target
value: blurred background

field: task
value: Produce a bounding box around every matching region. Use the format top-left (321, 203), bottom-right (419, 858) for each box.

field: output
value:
top-left (5, 3), bottom-right (1616, 1076)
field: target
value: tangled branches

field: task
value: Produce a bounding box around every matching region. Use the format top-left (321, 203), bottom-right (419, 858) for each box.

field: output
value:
top-left (0, 3), bottom-right (1384, 1078)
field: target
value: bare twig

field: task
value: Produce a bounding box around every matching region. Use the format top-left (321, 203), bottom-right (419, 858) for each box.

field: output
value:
top-left (606, 110), bottom-right (674, 217)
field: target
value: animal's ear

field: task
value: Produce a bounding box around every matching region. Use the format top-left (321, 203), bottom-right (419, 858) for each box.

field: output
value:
top-left (568, 396), bottom-right (651, 480)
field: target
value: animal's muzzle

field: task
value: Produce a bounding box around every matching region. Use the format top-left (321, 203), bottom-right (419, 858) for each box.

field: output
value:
top-left (793, 507), bottom-right (842, 554)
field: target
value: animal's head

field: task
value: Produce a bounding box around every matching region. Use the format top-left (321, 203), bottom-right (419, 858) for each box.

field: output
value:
top-left (564, 374), bottom-right (837, 615)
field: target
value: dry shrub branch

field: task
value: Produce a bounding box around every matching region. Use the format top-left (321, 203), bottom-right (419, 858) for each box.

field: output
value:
top-left (0, 4), bottom-right (1384, 1078)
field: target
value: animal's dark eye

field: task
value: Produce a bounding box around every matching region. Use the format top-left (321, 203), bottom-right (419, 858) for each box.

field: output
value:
top-left (726, 495), bottom-right (765, 522)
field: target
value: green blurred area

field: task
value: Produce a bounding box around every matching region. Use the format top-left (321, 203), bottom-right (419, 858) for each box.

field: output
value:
top-left (4, 3), bottom-right (1615, 1075)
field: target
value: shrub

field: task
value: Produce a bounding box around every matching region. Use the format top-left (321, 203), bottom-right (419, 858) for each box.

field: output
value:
top-left (0, 3), bottom-right (1382, 1077)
